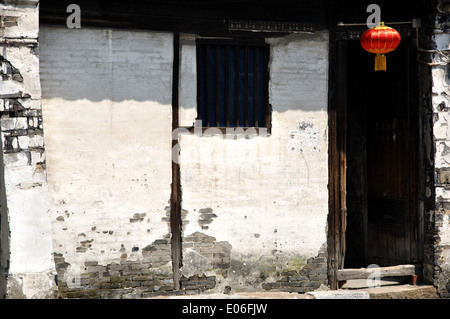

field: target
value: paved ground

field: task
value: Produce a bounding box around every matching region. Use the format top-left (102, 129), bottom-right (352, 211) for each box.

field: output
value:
top-left (152, 284), bottom-right (438, 299)
top-left (153, 291), bottom-right (312, 299)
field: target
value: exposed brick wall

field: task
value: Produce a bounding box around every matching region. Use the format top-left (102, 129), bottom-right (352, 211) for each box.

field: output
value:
top-left (0, 1), bottom-right (57, 299)
top-left (54, 240), bottom-right (175, 299)
top-left (182, 232), bottom-right (232, 278)
top-left (261, 244), bottom-right (328, 293)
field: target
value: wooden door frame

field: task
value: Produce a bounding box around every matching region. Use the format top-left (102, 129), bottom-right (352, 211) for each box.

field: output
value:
top-left (327, 20), bottom-right (347, 289)
top-left (327, 21), bottom-right (424, 289)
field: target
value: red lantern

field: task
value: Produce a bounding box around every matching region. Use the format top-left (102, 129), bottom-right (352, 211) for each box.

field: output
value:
top-left (360, 22), bottom-right (401, 71)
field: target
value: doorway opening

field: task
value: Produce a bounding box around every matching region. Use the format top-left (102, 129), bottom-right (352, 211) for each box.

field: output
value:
top-left (344, 37), bottom-right (422, 269)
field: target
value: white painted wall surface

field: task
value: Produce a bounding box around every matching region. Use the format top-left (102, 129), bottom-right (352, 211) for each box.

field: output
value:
top-left (178, 32), bottom-right (329, 284)
top-left (39, 26), bottom-right (174, 272)
top-left (40, 26), bottom-right (330, 292)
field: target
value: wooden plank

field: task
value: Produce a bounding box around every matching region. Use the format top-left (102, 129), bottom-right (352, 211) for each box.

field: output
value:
top-left (337, 264), bottom-right (421, 281)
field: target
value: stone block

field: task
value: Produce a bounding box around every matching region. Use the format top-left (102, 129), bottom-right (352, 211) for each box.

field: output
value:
top-left (439, 169), bottom-right (450, 184)
top-left (1, 117), bottom-right (27, 131)
top-left (0, 80), bottom-right (23, 97)
top-left (4, 151), bottom-right (29, 166)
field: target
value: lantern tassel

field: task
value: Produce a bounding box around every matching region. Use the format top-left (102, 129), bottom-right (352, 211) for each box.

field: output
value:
top-left (375, 54), bottom-right (386, 71)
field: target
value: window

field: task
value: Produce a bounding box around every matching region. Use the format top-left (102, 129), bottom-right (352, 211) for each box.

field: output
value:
top-left (197, 39), bottom-right (270, 128)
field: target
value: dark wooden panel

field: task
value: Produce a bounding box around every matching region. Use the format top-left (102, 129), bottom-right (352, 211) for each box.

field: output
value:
top-left (327, 6), bottom-right (348, 289)
top-left (364, 40), bottom-right (419, 267)
top-left (368, 198), bottom-right (406, 230)
top-left (344, 36), bottom-right (420, 268)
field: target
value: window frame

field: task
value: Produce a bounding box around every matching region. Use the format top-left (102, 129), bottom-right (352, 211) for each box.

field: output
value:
top-left (195, 38), bottom-right (271, 131)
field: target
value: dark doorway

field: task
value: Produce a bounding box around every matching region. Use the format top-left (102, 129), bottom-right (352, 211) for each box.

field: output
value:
top-left (344, 36), bottom-right (421, 268)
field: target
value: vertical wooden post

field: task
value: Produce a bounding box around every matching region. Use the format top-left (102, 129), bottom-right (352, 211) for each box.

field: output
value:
top-left (337, 40), bottom-right (348, 272)
top-left (327, 8), bottom-right (338, 290)
top-left (171, 32), bottom-right (182, 290)
top-left (327, 8), bottom-right (347, 290)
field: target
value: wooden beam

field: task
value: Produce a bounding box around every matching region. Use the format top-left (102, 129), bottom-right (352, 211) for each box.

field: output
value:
top-left (39, 0), bottom-right (327, 35)
top-left (337, 264), bottom-right (422, 281)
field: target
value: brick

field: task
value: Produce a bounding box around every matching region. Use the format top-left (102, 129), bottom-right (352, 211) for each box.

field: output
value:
top-left (184, 285), bottom-right (202, 290)
top-left (100, 282), bottom-right (121, 289)
top-left (262, 282), bottom-right (281, 290)
top-left (122, 281), bottom-right (141, 288)
top-left (288, 276), bottom-right (308, 281)
top-left (141, 280), bottom-right (157, 287)
top-left (130, 263), bottom-right (145, 270)
top-left (122, 269), bottom-right (142, 276)
top-left (281, 270), bottom-right (298, 276)
top-left (84, 261), bottom-right (99, 267)
top-left (280, 281), bottom-right (302, 287)
top-left (132, 275), bottom-right (153, 281)
top-left (308, 274), bottom-right (327, 281)
top-left (301, 281), bottom-right (321, 288)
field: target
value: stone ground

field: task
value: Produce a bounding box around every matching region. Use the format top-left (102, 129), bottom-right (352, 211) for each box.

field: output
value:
top-left (151, 284), bottom-right (438, 299)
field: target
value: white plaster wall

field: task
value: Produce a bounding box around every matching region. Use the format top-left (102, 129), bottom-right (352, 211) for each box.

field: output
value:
top-left (179, 32), bottom-right (329, 266)
top-left (39, 27), bottom-right (173, 272)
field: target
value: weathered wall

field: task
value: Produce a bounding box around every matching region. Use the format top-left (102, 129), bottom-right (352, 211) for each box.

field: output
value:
top-left (39, 26), bottom-right (175, 298)
top-left (430, 0), bottom-right (450, 298)
top-left (178, 32), bottom-right (329, 294)
top-left (40, 26), bottom-right (329, 297)
top-left (0, 1), bottom-right (57, 298)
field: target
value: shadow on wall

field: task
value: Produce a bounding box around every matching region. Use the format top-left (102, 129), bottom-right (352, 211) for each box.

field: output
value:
top-left (38, 26), bottom-right (173, 105)
top-left (38, 25), bottom-right (331, 114)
